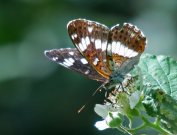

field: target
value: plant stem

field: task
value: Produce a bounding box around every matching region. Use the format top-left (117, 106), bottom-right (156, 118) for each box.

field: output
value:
top-left (125, 123), bottom-right (146, 134)
top-left (121, 116), bottom-right (171, 135)
top-left (141, 116), bottom-right (171, 135)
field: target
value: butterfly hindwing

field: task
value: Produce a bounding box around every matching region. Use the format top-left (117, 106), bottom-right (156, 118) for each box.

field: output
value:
top-left (67, 19), bottom-right (111, 79)
top-left (44, 48), bottom-right (107, 82)
top-left (107, 23), bottom-right (147, 75)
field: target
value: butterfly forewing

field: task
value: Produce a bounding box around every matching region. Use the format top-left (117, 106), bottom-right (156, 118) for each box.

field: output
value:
top-left (67, 19), bottom-right (111, 79)
top-left (44, 48), bottom-right (107, 82)
top-left (107, 23), bottom-right (147, 74)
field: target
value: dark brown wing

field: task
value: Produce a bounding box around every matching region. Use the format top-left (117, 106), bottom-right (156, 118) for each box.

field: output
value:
top-left (107, 23), bottom-right (147, 75)
top-left (44, 48), bottom-right (107, 82)
top-left (67, 19), bottom-right (111, 79)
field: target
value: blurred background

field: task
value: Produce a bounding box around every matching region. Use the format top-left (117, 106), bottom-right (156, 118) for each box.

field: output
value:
top-left (0, 0), bottom-right (176, 135)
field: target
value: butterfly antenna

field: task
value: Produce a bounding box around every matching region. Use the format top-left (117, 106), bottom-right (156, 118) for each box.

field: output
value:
top-left (92, 83), bottom-right (106, 96)
top-left (77, 83), bottom-right (106, 114)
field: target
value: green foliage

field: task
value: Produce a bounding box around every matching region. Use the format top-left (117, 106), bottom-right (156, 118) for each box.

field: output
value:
top-left (140, 54), bottom-right (177, 134)
top-left (139, 54), bottom-right (177, 98)
top-left (95, 54), bottom-right (177, 135)
top-left (143, 89), bottom-right (177, 134)
top-left (107, 112), bottom-right (122, 128)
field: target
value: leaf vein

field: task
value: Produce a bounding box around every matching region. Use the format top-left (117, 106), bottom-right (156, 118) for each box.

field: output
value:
top-left (144, 61), bottom-right (164, 90)
top-left (157, 58), bottom-right (171, 95)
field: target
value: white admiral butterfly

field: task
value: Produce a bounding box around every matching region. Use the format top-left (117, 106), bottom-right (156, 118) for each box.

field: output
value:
top-left (44, 19), bottom-right (147, 91)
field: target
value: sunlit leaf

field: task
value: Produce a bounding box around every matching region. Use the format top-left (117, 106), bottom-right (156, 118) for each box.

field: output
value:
top-left (138, 54), bottom-right (177, 99)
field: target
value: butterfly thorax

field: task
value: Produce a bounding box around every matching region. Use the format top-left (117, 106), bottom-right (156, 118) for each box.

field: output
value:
top-left (103, 71), bottom-right (125, 90)
top-left (110, 70), bottom-right (125, 83)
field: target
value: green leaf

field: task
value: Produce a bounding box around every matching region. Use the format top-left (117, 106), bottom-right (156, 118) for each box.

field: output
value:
top-left (142, 89), bottom-right (177, 134)
top-left (136, 54), bottom-right (177, 134)
top-left (132, 54), bottom-right (177, 114)
top-left (138, 54), bottom-right (177, 99)
top-left (108, 112), bottom-right (122, 128)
